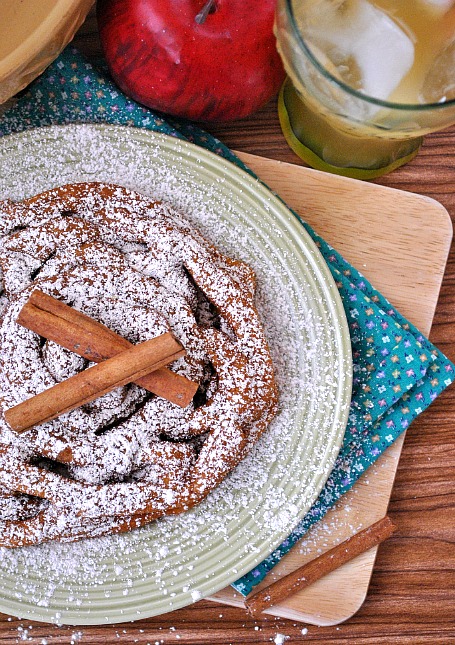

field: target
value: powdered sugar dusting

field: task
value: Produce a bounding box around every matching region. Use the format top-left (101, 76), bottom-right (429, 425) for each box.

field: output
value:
top-left (0, 125), bottom-right (351, 624)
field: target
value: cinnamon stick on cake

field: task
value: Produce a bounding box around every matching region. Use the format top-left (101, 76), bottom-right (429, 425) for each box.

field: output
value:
top-left (0, 182), bottom-right (278, 547)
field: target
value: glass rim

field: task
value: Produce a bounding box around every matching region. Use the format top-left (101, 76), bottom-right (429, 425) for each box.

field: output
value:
top-left (284, 0), bottom-right (455, 112)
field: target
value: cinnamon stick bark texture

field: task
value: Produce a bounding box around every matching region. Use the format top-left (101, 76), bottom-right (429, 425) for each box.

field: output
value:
top-left (5, 333), bottom-right (186, 433)
top-left (245, 516), bottom-right (396, 617)
top-left (17, 290), bottom-right (198, 407)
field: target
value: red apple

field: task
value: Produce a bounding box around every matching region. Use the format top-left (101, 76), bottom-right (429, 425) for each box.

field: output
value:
top-left (97, 0), bottom-right (285, 122)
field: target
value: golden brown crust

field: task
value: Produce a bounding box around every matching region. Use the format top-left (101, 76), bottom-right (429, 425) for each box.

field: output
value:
top-left (0, 182), bottom-right (278, 547)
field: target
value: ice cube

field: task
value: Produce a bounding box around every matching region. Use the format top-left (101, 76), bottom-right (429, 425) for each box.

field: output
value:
top-left (419, 0), bottom-right (455, 17)
top-left (302, 0), bottom-right (415, 101)
top-left (420, 39), bottom-right (455, 103)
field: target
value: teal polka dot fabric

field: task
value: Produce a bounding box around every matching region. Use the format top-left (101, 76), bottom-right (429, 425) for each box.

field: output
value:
top-left (1, 47), bottom-right (453, 595)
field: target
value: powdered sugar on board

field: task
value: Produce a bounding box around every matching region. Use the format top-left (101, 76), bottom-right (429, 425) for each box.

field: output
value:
top-left (0, 125), bottom-right (351, 624)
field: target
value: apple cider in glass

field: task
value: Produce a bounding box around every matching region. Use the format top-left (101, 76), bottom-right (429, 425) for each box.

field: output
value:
top-left (275, 0), bottom-right (455, 178)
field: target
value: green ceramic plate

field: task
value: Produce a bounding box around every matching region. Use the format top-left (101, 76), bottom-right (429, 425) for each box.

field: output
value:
top-left (0, 124), bottom-right (352, 625)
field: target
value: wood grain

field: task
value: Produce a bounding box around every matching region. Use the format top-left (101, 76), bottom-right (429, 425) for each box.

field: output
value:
top-left (0, 7), bottom-right (454, 644)
top-left (208, 151), bottom-right (450, 626)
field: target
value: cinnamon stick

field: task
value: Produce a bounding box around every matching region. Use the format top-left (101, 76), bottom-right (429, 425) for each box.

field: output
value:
top-left (245, 516), bottom-right (396, 617)
top-left (5, 333), bottom-right (185, 433)
top-left (17, 290), bottom-right (198, 408)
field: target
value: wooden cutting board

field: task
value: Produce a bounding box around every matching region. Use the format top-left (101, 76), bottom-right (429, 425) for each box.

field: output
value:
top-left (208, 152), bottom-right (452, 626)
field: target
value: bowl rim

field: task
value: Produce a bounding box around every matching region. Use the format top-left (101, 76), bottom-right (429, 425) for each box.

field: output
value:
top-left (0, 0), bottom-right (93, 83)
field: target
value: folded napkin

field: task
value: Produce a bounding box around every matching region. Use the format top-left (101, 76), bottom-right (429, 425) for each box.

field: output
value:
top-left (1, 47), bottom-right (453, 596)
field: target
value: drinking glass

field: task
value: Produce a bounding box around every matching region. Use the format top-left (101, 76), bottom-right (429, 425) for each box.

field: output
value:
top-left (275, 0), bottom-right (455, 179)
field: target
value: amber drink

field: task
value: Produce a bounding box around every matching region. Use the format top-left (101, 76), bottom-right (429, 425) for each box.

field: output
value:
top-left (275, 0), bottom-right (455, 178)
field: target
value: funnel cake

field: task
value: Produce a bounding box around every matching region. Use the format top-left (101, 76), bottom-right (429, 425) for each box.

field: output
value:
top-left (0, 183), bottom-right (278, 547)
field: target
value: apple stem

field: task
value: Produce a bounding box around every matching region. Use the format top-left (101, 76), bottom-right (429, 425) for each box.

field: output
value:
top-left (195, 0), bottom-right (216, 24)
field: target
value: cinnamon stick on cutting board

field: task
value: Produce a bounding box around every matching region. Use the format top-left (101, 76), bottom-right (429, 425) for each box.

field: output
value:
top-left (17, 289), bottom-right (198, 408)
top-left (245, 516), bottom-right (396, 617)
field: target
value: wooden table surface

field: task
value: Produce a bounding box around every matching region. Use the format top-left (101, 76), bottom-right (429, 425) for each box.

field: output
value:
top-left (1, 8), bottom-right (454, 644)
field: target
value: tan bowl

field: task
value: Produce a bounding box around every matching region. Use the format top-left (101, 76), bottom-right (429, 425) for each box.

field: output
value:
top-left (0, 0), bottom-right (94, 104)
